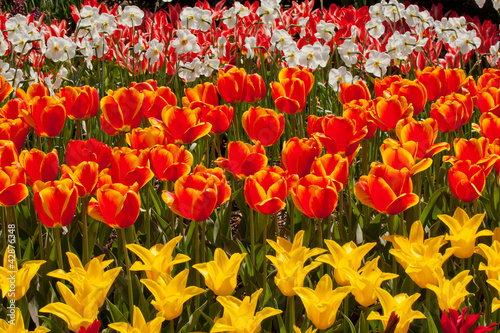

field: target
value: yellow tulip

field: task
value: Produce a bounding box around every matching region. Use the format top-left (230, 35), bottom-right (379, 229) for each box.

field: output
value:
top-left (141, 269), bottom-right (205, 320)
top-left (266, 230), bottom-right (326, 296)
top-left (367, 289), bottom-right (425, 333)
top-left (384, 220), bottom-right (456, 288)
top-left (0, 308), bottom-right (50, 333)
top-left (47, 252), bottom-right (121, 308)
top-left (438, 207), bottom-right (492, 258)
top-left (316, 239), bottom-right (376, 286)
top-left (293, 275), bottom-right (353, 330)
top-left (40, 281), bottom-right (100, 332)
top-left (0, 253), bottom-right (45, 300)
top-left (426, 267), bottom-right (472, 312)
top-left (108, 306), bottom-right (165, 333)
top-left (193, 248), bottom-right (246, 296)
top-left (477, 240), bottom-right (500, 279)
top-left (293, 325), bottom-right (317, 333)
top-left (211, 289), bottom-right (282, 333)
top-left (127, 235), bottom-right (190, 281)
top-left (487, 278), bottom-right (500, 312)
top-left (343, 257), bottom-right (398, 307)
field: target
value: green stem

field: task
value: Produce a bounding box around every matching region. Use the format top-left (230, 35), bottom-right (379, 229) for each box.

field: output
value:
top-left (167, 181), bottom-right (175, 239)
top-left (82, 197), bottom-right (89, 265)
top-left (194, 221), bottom-right (200, 287)
top-left (145, 182), bottom-right (151, 249)
top-left (201, 220), bottom-right (206, 263)
top-left (250, 208), bottom-right (256, 288)
top-left (55, 228), bottom-right (63, 269)
top-left (289, 201), bottom-right (295, 240)
top-left (262, 213), bottom-right (268, 290)
top-left (121, 227), bottom-right (134, 322)
top-left (47, 137), bottom-right (53, 152)
top-left (232, 103), bottom-right (240, 141)
top-left (287, 295), bottom-right (295, 333)
top-left (76, 121), bottom-right (82, 140)
top-left (169, 320), bottom-right (175, 333)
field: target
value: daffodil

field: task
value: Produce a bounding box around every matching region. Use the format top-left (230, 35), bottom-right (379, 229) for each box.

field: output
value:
top-left (40, 282), bottom-right (100, 332)
top-left (0, 308), bottom-right (50, 333)
top-left (266, 230), bottom-right (326, 296)
top-left (293, 275), bottom-right (353, 330)
top-left (343, 257), bottom-right (398, 307)
top-left (193, 248), bottom-right (246, 296)
top-left (47, 252), bottom-right (121, 308)
top-left (127, 235), bottom-right (190, 281)
top-left (211, 289), bottom-right (282, 333)
top-left (108, 306), bottom-right (165, 333)
top-left (438, 207), bottom-right (492, 258)
top-left (0, 253), bottom-right (45, 300)
top-left (141, 269), bottom-right (205, 320)
top-left (384, 220), bottom-right (457, 288)
top-left (316, 239), bottom-right (376, 286)
top-left (367, 289), bottom-right (425, 333)
top-left (426, 267), bottom-right (473, 312)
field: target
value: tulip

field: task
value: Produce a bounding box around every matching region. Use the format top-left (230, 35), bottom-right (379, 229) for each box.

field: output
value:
top-left (57, 85), bottom-right (99, 120)
top-left (143, 86), bottom-right (178, 121)
top-left (162, 174), bottom-right (218, 222)
top-left (366, 289), bottom-right (425, 333)
top-left (128, 235), bottom-right (190, 281)
top-left (293, 326), bottom-right (317, 333)
top-left (126, 125), bottom-right (169, 150)
top-left (380, 139), bottom-right (433, 176)
top-left (488, 279), bottom-right (500, 312)
top-left (441, 307), bottom-right (497, 332)
top-left (0, 165), bottom-right (28, 206)
top-left (0, 308), bottom-right (50, 333)
top-left (108, 306), bottom-right (165, 333)
top-left (149, 144), bottom-right (193, 182)
top-left (244, 167), bottom-right (289, 215)
top-left (212, 288), bottom-right (282, 333)
top-left (448, 160), bottom-right (485, 202)
top-left (342, 99), bottom-right (378, 139)
top-left (192, 165), bottom-right (231, 208)
top-left (141, 269), bottom-right (205, 320)
top-left (339, 80), bottom-right (371, 104)
top-left (475, 87), bottom-right (500, 115)
top-left (266, 230), bottom-right (326, 296)
top-left (354, 163), bottom-right (419, 215)
top-left (61, 161), bottom-right (99, 198)
top-left (242, 106), bottom-right (285, 147)
top-left (396, 118), bottom-right (450, 159)
top-left (438, 208), bottom-right (492, 259)
top-left (101, 147), bottom-right (154, 188)
top-left (88, 183), bottom-right (141, 229)
top-left (477, 234), bottom-right (500, 280)
top-left (0, 75), bottom-right (12, 103)
top-left (310, 153), bottom-right (349, 191)
top-left (216, 141), bottom-right (268, 179)
top-left (369, 95), bottom-right (414, 132)
top-left (382, 78), bottom-right (428, 115)
top-left (182, 82), bottom-right (219, 108)
top-left (278, 67), bottom-right (314, 95)
top-left (0, 254), bottom-right (45, 300)
top-left (474, 112), bottom-right (500, 142)
top-left (217, 66), bottom-right (248, 104)
top-left (374, 75), bottom-right (404, 97)
top-left (65, 139), bottom-right (112, 172)
top-left (193, 248), bottom-right (246, 296)
top-left (16, 82), bottom-right (49, 100)
top-left (426, 267), bottom-right (473, 312)
top-left (271, 77), bottom-right (307, 114)
top-left (245, 73), bottom-right (266, 103)
top-left (160, 106), bottom-right (212, 144)
top-left (33, 179), bottom-right (78, 228)
top-left (444, 137), bottom-right (498, 176)
top-left (100, 87), bottom-right (144, 133)
top-left (291, 175), bottom-right (338, 219)
top-left (478, 69), bottom-right (500, 90)
top-left (0, 118), bottom-right (30, 152)
top-left (293, 275), bottom-right (353, 330)
top-left (19, 96), bottom-right (66, 138)
top-left (281, 137), bottom-right (322, 178)
top-left (202, 105), bottom-right (234, 134)
top-left (316, 240), bottom-right (376, 286)
top-left (430, 93), bottom-right (472, 133)
top-left (0, 140), bottom-right (19, 167)
top-left (19, 148), bottom-right (58, 186)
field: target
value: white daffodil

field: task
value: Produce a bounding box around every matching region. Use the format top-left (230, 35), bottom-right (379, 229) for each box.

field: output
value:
top-left (338, 39), bottom-right (359, 67)
top-left (329, 66), bottom-right (354, 92)
top-left (180, 7), bottom-right (201, 30)
top-left (315, 20), bottom-right (336, 42)
top-left (222, 7), bottom-right (237, 29)
top-left (364, 50), bottom-right (391, 78)
top-left (171, 29), bottom-right (200, 55)
top-left (366, 19), bottom-right (385, 39)
top-left (244, 37), bottom-right (257, 59)
top-left (283, 44), bottom-right (302, 68)
top-left (99, 13), bottom-right (117, 35)
top-left (145, 39), bottom-right (163, 64)
top-left (178, 58), bottom-right (202, 82)
top-left (271, 29), bottom-right (293, 51)
top-left (45, 36), bottom-right (67, 62)
top-left (120, 5), bottom-right (144, 28)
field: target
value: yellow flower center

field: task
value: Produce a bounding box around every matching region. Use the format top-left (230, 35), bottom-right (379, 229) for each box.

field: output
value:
top-left (53, 45), bottom-right (59, 52)
top-left (181, 39), bottom-right (188, 46)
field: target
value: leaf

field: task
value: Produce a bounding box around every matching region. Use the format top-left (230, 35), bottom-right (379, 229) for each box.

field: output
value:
top-left (424, 307), bottom-right (439, 333)
top-left (420, 187), bottom-right (446, 225)
top-left (179, 301), bottom-right (207, 333)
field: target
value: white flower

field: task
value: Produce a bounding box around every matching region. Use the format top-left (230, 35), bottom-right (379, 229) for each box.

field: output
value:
top-left (26, 23), bottom-right (41, 41)
top-left (456, 30), bottom-right (481, 54)
top-left (399, 32), bottom-right (416, 58)
top-left (217, 35), bottom-right (227, 58)
top-left (338, 40), bottom-right (359, 67)
top-left (490, 42), bottom-right (500, 66)
top-left (0, 34), bottom-right (8, 57)
top-left (178, 58), bottom-right (202, 82)
top-left (475, 0), bottom-right (486, 8)
top-left (79, 6), bottom-right (100, 26)
top-left (54, 67), bottom-right (68, 91)
top-left (315, 20), bottom-right (336, 42)
top-left (328, 66), bottom-right (353, 92)
top-left (6, 69), bottom-right (24, 90)
top-left (93, 36), bottom-right (109, 58)
top-left (63, 37), bottom-right (77, 60)
top-left (297, 17), bottom-right (309, 38)
top-left (244, 37), bottom-right (257, 59)
top-left (29, 68), bottom-right (40, 84)
top-left (386, 31), bottom-right (403, 60)
top-left (383, 0), bottom-right (405, 22)
top-left (0, 60), bottom-right (10, 77)
top-left (298, 42), bottom-right (329, 69)
top-left (257, 3), bottom-right (279, 25)
top-left (120, 6), bottom-right (144, 28)
top-left (366, 19), bottom-right (385, 39)
top-left (171, 29), bottom-right (200, 55)
top-left (404, 5), bottom-right (421, 27)
top-left (11, 33), bottom-right (32, 55)
top-left (222, 8), bottom-right (237, 29)
top-left (418, 10), bottom-right (434, 29)
top-left (365, 50), bottom-right (391, 78)
top-left (369, 3), bottom-right (385, 21)
top-left (414, 36), bottom-right (429, 52)
top-left (99, 13), bottom-right (117, 35)
top-left (5, 14), bottom-right (28, 38)
top-left (199, 57), bottom-right (220, 77)
top-left (283, 44), bottom-right (301, 68)
top-left (78, 37), bottom-right (94, 69)
top-left (134, 36), bottom-right (146, 60)
top-left (45, 37), bottom-right (68, 62)
top-left (494, 0), bottom-right (500, 10)
top-left (234, 2), bottom-right (250, 17)
top-left (145, 39), bottom-right (163, 64)
top-left (270, 30), bottom-right (293, 51)
top-left (197, 9), bottom-right (212, 32)
top-left (180, 7), bottom-right (201, 30)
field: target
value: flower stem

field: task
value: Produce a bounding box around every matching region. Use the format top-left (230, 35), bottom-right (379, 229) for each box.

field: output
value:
top-left (262, 213), bottom-right (268, 290)
top-left (287, 295), bottom-right (295, 332)
top-left (145, 182), bottom-right (151, 249)
top-left (82, 197), bottom-right (89, 265)
top-left (120, 227), bottom-right (134, 322)
top-left (55, 227), bottom-right (63, 269)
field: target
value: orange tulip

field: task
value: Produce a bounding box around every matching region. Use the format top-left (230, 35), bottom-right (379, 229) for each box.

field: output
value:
top-left (0, 118), bottom-right (29, 153)
top-left (162, 174), bottom-right (218, 221)
top-left (448, 160), bottom-right (485, 202)
top-left (217, 66), bottom-right (248, 104)
top-left (159, 106), bottom-right (212, 144)
top-left (0, 165), bottom-right (28, 206)
top-left (374, 75), bottom-right (402, 97)
top-left (33, 179), bottom-right (78, 228)
top-left (61, 161), bottom-right (99, 198)
top-left (143, 86), bottom-right (178, 121)
top-left (150, 144), bottom-right (193, 182)
top-left (245, 73), bottom-right (266, 103)
top-left (65, 139), bottom-right (111, 172)
top-left (88, 183), bottom-right (141, 228)
top-left (380, 139), bottom-right (433, 176)
top-left (475, 87), bottom-right (500, 116)
top-left (369, 95), bottom-right (414, 132)
top-left (242, 107), bottom-right (285, 147)
top-left (383, 79), bottom-right (428, 115)
top-left (100, 147), bottom-right (154, 188)
top-left (16, 82), bottom-right (49, 100)
top-left (474, 112), bottom-right (500, 142)
top-left (0, 75), bottom-right (12, 103)
top-left (182, 82), bottom-right (219, 109)
top-left (291, 174), bottom-right (338, 219)
top-left (216, 141), bottom-right (268, 179)
top-left (192, 165), bottom-right (231, 208)
top-left (202, 105), bottom-right (234, 134)
top-left (278, 67), bottom-right (314, 95)
top-left (339, 80), bottom-right (371, 104)
top-left (444, 138), bottom-right (497, 176)
top-left (244, 167), bottom-right (289, 215)
top-left (100, 87), bottom-right (144, 133)
top-left (270, 78), bottom-right (307, 114)
top-left (57, 86), bottom-right (99, 120)
top-left (354, 163), bottom-right (419, 215)
top-left (396, 118), bottom-right (450, 159)
top-left (310, 153), bottom-right (349, 191)
top-left (343, 100), bottom-right (378, 140)
top-left (416, 67), bottom-right (466, 100)
top-left (430, 93), bottom-right (472, 133)
top-left (19, 96), bottom-right (66, 138)
top-left (281, 137), bottom-right (322, 178)
top-left (126, 125), bottom-right (169, 150)
top-left (19, 148), bottom-right (58, 186)
top-left (489, 139), bottom-right (500, 174)
top-left (477, 69), bottom-right (500, 90)
top-left (0, 140), bottom-right (19, 167)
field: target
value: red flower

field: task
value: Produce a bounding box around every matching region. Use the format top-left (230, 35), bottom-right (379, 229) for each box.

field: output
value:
top-left (217, 66), bottom-right (248, 104)
top-left (100, 87), bottom-right (144, 133)
top-left (149, 144), bottom-right (193, 182)
top-left (19, 149), bottom-right (59, 186)
top-left (245, 73), bottom-right (266, 103)
top-left (78, 320), bottom-right (101, 333)
top-left (57, 85), bottom-right (99, 120)
top-left (448, 160), bottom-right (485, 202)
top-left (33, 179), bottom-right (78, 228)
top-left (291, 174), bottom-right (338, 219)
top-left (441, 307), bottom-right (497, 333)
top-left (339, 80), bottom-right (371, 104)
top-left (244, 167), bottom-right (289, 215)
top-left (100, 147), bottom-right (154, 188)
top-left (159, 106), bottom-right (212, 144)
top-left (0, 165), bottom-right (28, 207)
top-left (281, 137), bottom-right (322, 178)
top-left (216, 141), bottom-right (268, 179)
top-left (0, 140), bottom-right (19, 168)
top-left (242, 107), bottom-right (285, 147)
top-left (65, 139), bottom-right (111, 172)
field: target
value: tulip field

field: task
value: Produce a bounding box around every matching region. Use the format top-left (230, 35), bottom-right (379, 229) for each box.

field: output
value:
top-left (4, 0), bottom-right (500, 331)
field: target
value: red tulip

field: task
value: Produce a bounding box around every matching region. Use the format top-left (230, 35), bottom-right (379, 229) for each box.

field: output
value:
top-left (192, 165), bottom-right (231, 208)
top-left (159, 106), bottom-right (212, 144)
top-left (310, 153), bottom-right (349, 191)
top-left (57, 85), bottom-right (99, 120)
top-left (369, 95), bottom-right (414, 132)
top-left (339, 80), bottom-right (371, 104)
top-left (216, 141), bottom-right (268, 179)
top-left (270, 78), bottom-right (307, 114)
top-left (217, 66), bottom-right (248, 104)
top-left (33, 179), bottom-right (78, 228)
top-left (126, 125), bottom-right (169, 150)
top-left (19, 96), bottom-right (66, 138)
top-left (65, 139), bottom-right (111, 172)
top-left (242, 107), bottom-right (285, 147)
top-left (149, 144), bottom-right (193, 182)
top-left (380, 139), bottom-right (433, 176)
top-left (0, 118), bottom-right (29, 153)
top-left (441, 307), bottom-right (497, 333)
top-left (448, 160), bottom-right (485, 202)
top-left (281, 137), bottom-right (322, 178)
top-left (343, 100), bottom-right (378, 140)
top-left (16, 82), bottom-right (49, 100)
top-left (100, 87), bottom-right (144, 133)
top-left (291, 174), bottom-right (338, 219)
top-left (475, 87), bottom-right (500, 116)
top-left (0, 140), bottom-right (19, 167)
top-left (245, 73), bottom-right (266, 103)
top-left (244, 167), bottom-right (289, 215)
top-left (0, 165), bottom-right (28, 206)
top-left (0, 75), bottom-right (12, 103)
top-left (61, 161), bottom-right (99, 198)
top-left (278, 67), bottom-right (314, 95)
top-left (202, 105), bottom-right (234, 134)
top-left (182, 82), bottom-right (219, 108)
top-left (19, 149), bottom-right (58, 186)
top-left (100, 147), bottom-right (154, 188)
top-left (396, 118), bottom-right (450, 159)
top-left (444, 138), bottom-right (497, 176)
